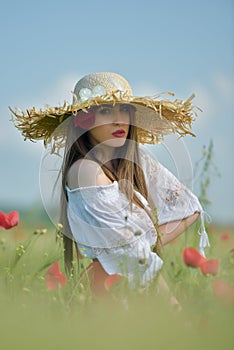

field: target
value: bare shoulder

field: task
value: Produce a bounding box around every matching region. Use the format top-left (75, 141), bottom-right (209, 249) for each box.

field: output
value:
top-left (67, 159), bottom-right (112, 189)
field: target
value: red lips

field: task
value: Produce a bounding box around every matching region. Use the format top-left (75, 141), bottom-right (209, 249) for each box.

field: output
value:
top-left (112, 129), bottom-right (126, 137)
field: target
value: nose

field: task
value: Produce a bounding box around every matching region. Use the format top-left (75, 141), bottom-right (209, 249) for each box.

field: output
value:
top-left (112, 106), bottom-right (128, 124)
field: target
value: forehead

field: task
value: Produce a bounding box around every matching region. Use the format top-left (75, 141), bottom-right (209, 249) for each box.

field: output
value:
top-left (94, 103), bottom-right (136, 111)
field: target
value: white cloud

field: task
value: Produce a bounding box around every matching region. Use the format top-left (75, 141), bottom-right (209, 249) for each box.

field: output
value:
top-left (41, 72), bottom-right (85, 106)
top-left (188, 83), bottom-right (216, 126)
top-left (2, 72), bottom-right (86, 155)
top-left (1, 111), bottom-right (44, 156)
top-left (213, 72), bottom-right (234, 103)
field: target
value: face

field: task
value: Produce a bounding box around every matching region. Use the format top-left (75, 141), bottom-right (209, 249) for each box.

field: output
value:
top-left (87, 103), bottom-right (131, 148)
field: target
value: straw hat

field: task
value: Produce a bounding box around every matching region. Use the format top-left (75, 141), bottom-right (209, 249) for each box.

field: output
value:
top-left (10, 72), bottom-right (199, 151)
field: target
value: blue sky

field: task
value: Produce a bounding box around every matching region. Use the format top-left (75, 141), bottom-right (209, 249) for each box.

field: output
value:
top-left (0, 0), bottom-right (233, 224)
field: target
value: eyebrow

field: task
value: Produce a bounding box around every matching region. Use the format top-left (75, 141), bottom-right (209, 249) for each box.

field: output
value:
top-left (97, 104), bottom-right (114, 109)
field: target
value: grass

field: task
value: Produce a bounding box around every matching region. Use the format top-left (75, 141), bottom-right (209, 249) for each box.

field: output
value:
top-left (0, 142), bottom-right (233, 349)
top-left (0, 220), bottom-right (233, 350)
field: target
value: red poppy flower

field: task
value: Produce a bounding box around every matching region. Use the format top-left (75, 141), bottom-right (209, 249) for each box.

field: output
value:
top-left (45, 261), bottom-right (67, 290)
top-left (200, 259), bottom-right (219, 276)
top-left (0, 211), bottom-right (19, 230)
top-left (104, 274), bottom-right (122, 292)
top-left (213, 279), bottom-right (234, 305)
top-left (73, 108), bottom-right (96, 129)
top-left (182, 247), bottom-right (207, 268)
top-left (220, 232), bottom-right (231, 241)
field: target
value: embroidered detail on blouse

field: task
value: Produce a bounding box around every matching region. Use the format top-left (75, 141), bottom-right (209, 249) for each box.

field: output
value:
top-left (165, 183), bottom-right (181, 207)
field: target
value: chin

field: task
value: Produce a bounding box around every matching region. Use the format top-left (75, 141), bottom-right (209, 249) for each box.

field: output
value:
top-left (104, 138), bottom-right (127, 148)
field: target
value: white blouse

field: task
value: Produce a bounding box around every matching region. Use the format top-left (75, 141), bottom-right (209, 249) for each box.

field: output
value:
top-left (66, 146), bottom-right (209, 286)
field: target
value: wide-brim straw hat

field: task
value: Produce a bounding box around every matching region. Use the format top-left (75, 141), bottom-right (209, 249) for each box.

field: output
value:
top-left (10, 72), bottom-right (199, 152)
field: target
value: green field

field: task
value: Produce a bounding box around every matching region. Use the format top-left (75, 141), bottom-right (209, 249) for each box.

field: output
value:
top-left (0, 214), bottom-right (233, 350)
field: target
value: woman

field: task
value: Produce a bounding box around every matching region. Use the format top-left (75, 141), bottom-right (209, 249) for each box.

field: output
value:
top-left (11, 72), bottom-right (210, 291)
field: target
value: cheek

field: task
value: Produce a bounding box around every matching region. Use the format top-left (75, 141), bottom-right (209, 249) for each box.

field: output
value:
top-left (93, 115), bottom-right (112, 127)
top-left (126, 114), bottom-right (130, 124)
top-left (74, 111), bottom-right (96, 129)
top-left (88, 125), bottom-right (111, 141)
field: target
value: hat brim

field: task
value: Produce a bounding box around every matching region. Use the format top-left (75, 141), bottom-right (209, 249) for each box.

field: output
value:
top-left (10, 91), bottom-right (199, 151)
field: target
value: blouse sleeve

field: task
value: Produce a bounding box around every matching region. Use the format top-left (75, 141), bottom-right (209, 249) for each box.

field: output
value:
top-left (140, 146), bottom-right (210, 256)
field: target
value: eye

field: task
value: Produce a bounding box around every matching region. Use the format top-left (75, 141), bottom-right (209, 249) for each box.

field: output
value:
top-left (97, 106), bottom-right (113, 115)
top-left (119, 104), bottom-right (132, 113)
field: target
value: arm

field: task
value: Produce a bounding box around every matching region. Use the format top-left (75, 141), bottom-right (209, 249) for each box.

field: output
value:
top-left (159, 212), bottom-right (200, 245)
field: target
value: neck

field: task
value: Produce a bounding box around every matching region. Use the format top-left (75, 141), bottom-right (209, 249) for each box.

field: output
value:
top-left (89, 140), bottom-right (116, 166)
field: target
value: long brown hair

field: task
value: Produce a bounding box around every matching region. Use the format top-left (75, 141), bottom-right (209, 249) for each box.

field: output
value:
top-left (59, 107), bottom-right (161, 273)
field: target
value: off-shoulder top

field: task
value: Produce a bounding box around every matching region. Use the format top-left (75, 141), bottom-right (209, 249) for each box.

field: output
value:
top-left (66, 146), bottom-right (209, 286)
